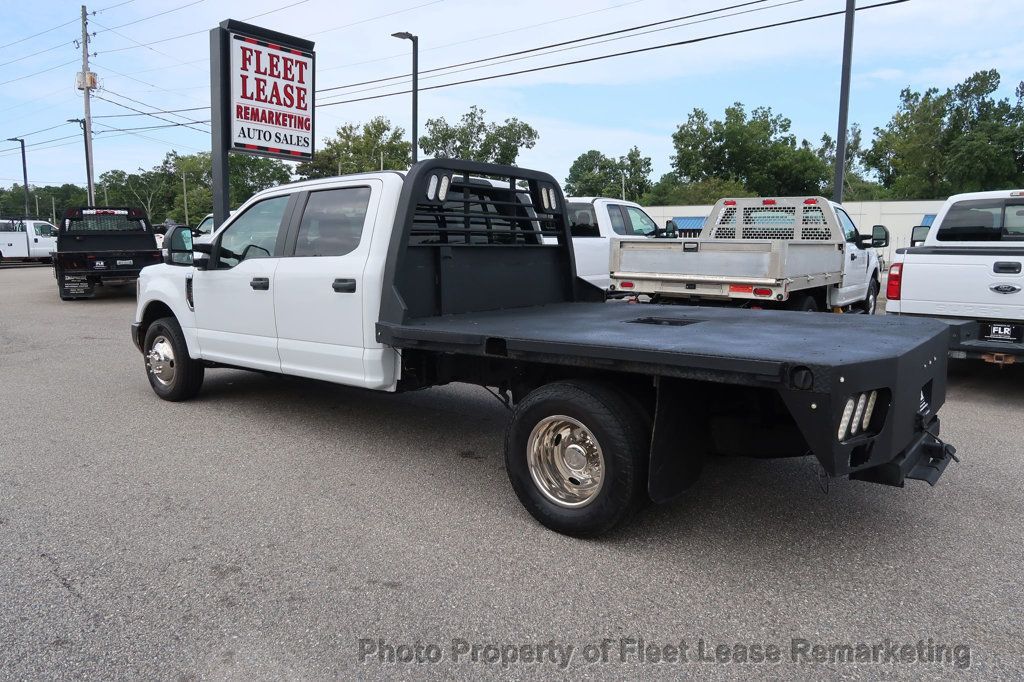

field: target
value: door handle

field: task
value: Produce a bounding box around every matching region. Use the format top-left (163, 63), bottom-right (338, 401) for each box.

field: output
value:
top-left (33, 238), bottom-right (38, 243)
top-left (994, 261), bottom-right (1022, 274)
top-left (250, 277), bottom-right (270, 290)
top-left (850, 253), bottom-right (857, 261)
top-left (332, 278), bottom-right (357, 293)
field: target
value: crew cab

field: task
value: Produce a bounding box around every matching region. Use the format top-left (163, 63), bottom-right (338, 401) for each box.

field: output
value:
top-left (54, 207), bottom-right (161, 300)
top-left (886, 189), bottom-right (1024, 364)
top-left (563, 197), bottom-right (663, 291)
top-left (610, 197), bottom-right (888, 313)
top-left (0, 218), bottom-right (57, 262)
top-left (132, 160), bottom-right (957, 537)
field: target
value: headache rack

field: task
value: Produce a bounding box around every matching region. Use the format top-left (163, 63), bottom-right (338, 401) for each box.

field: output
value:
top-left (379, 159), bottom-right (600, 326)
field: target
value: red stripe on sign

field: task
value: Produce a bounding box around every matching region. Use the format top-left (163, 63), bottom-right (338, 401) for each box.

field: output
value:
top-left (243, 37), bottom-right (258, 44)
top-left (290, 48), bottom-right (301, 55)
top-left (243, 144), bottom-right (259, 150)
top-left (267, 147), bottom-right (281, 154)
top-left (268, 43), bottom-right (280, 50)
top-left (289, 150), bottom-right (302, 156)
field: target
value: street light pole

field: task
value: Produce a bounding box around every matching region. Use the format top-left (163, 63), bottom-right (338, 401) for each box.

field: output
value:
top-left (181, 172), bottom-right (189, 225)
top-left (392, 32), bottom-right (419, 164)
top-left (621, 171), bottom-right (626, 200)
top-left (6, 137), bottom-right (29, 216)
top-left (67, 118), bottom-right (97, 204)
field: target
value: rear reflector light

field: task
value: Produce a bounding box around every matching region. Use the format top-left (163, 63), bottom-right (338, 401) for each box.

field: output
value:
top-left (729, 284), bottom-right (754, 294)
top-left (723, 200), bottom-right (736, 206)
top-left (753, 287), bottom-right (772, 297)
top-left (762, 199), bottom-right (777, 205)
top-left (620, 281), bottom-right (634, 289)
top-left (887, 263), bottom-right (902, 300)
top-left (804, 198), bottom-right (818, 204)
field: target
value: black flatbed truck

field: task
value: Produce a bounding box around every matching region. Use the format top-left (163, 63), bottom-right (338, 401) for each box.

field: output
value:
top-left (138, 160), bottom-right (958, 536)
top-left (54, 207), bottom-right (162, 300)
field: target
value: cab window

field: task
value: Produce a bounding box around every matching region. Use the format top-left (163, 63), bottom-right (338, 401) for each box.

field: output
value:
top-left (835, 208), bottom-right (859, 243)
top-left (568, 202), bottom-right (599, 238)
top-left (294, 187), bottom-right (371, 257)
top-left (216, 196), bottom-right (289, 268)
top-left (625, 206), bottom-right (657, 236)
top-left (33, 222), bottom-right (55, 237)
top-left (606, 205), bottom-right (628, 235)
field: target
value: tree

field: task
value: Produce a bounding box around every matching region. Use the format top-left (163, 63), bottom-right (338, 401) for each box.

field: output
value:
top-left (564, 146), bottom-right (652, 201)
top-left (671, 103), bottom-right (829, 196)
top-left (564, 150), bottom-right (621, 197)
top-left (419, 106), bottom-right (538, 165)
top-left (297, 117), bottom-right (411, 179)
top-left (641, 173), bottom-right (752, 205)
top-left (863, 70), bottom-right (1024, 199)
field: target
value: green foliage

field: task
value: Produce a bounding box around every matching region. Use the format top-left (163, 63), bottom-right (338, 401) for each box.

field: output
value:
top-left (641, 174), bottom-right (753, 205)
top-left (297, 117), bottom-right (411, 179)
top-left (863, 70), bottom-right (1024, 199)
top-left (419, 106), bottom-right (538, 165)
top-left (564, 146), bottom-right (652, 201)
top-left (671, 103), bottom-right (830, 197)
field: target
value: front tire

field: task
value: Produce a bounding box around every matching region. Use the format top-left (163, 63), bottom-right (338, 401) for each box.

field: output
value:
top-left (505, 381), bottom-right (649, 537)
top-left (862, 279), bottom-right (879, 315)
top-left (143, 316), bottom-right (204, 401)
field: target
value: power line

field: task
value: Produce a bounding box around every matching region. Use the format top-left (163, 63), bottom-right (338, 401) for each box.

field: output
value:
top-left (95, 0), bottom-right (138, 11)
top-left (0, 38), bottom-right (75, 69)
top-left (91, 18), bottom-right (206, 73)
top-left (0, 60), bottom-right (78, 87)
top-left (308, 0), bottom-right (444, 36)
top-left (316, 0), bottom-right (777, 95)
top-left (317, 0), bottom-right (909, 109)
top-left (6, 122), bottom-right (73, 139)
top-left (97, 0), bottom-right (206, 31)
top-left (93, 93), bottom-right (210, 133)
top-left (93, 106), bottom-right (207, 119)
top-left (90, 60), bottom-right (209, 106)
top-left (0, 17), bottom-right (78, 50)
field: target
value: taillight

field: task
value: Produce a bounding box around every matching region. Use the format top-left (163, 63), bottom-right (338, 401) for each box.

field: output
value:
top-left (729, 284), bottom-right (753, 294)
top-left (803, 198), bottom-right (818, 205)
top-left (753, 287), bottom-right (772, 297)
top-left (620, 281), bottom-right (634, 289)
top-left (723, 199), bottom-right (736, 206)
top-left (887, 263), bottom-right (902, 300)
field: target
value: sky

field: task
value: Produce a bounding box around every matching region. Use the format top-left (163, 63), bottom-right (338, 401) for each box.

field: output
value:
top-left (0, 0), bottom-right (1022, 195)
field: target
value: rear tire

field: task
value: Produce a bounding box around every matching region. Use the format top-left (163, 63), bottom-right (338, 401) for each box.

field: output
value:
top-left (143, 316), bottom-right (204, 401)
top-left (788, 293), bottom-right (819, 312)
top-left (505, 380), bottom-right (649, 537)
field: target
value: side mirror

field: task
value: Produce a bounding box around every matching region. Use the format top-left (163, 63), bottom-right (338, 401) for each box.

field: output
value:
top-left (871, 224), bottom-right (889, 248)
top-left (192, 241), bottom-right (213, 271)
top-left (911, 225), bottom-right (929, 247)
top-left (163, 226), bottom-right (194, 266)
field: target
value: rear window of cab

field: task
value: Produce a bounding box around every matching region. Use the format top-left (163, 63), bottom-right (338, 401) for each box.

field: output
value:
top-left (936, 199), bottom-right (1024, 241)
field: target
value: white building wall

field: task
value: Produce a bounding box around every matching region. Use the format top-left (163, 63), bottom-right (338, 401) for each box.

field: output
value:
top-left (642, 200), bottom-right (946, 263)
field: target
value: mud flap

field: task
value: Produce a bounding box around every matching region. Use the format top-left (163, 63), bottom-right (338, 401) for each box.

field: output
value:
top-left (59, 274), bottom-right (95, 299)
top-left (648, 377), bottom-right (707, 503)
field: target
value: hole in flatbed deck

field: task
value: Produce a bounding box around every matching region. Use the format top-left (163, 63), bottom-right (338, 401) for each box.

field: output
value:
top-left (628, 317), bottom-right (702, 327)
top-left (485, 337), bottom-right (507, 356)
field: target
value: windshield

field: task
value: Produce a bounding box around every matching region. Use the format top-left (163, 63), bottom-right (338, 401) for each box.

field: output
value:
top-left (936, 199), bottom-right (1024, 241)
top-left (65, 210), bottom-right (147, 233)
top-left (33, 222), bottom-right (56, 237)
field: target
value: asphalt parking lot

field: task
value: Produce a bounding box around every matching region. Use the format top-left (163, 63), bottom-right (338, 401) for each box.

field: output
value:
top-left (1, 265), bottom-right (1022, 679)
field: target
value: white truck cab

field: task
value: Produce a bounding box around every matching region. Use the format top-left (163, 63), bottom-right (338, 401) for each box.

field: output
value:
top-left (886, 189), bottom-right (1024, 364)
top-left (0, 218), bottom-right (58, 261)
top-left (563, 197), bottom-right (661, 291)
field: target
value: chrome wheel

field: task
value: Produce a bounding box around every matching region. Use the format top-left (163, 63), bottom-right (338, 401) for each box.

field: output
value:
top-left (146, 335), bottom-right (176, 386)
top-left (527, 415), bottom-right (605, 508)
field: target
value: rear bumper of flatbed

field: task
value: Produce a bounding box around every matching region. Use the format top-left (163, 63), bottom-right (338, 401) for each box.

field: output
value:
top-left (377, 301), bottom-right (957, 488)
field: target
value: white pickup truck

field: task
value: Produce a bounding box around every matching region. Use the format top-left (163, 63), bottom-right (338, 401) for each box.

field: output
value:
top-left (0, 218), bottom-right (58, 262)
top-left (562, 197), bottom-right (665, 291)
top-left (886, 189), bottom-right (1024, 365)
top-left (610, 197), bottom-right (888, 313)
top-left (131, 160), bottom-right (957, 537)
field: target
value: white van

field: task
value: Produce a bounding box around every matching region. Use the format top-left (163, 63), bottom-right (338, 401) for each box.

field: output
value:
top-left (0, 218), bottom-right (58, 262)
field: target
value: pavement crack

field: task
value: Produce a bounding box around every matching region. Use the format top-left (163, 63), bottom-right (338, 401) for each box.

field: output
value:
top-left (40, 552), bottom-right (83, 601)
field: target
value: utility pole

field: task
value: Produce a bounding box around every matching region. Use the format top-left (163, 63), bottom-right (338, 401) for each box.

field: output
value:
top-left (79, 5), bottom-right (96, 205)
top-left (621, 171), bottom-right (626, 200)
top-left (833, 0), bottom-right (855, 203)
top-left (35, 195), bottom-right (39, 217)
top-left (5, 137), bottom-right (29, 215)
top-left (51, 196), bottom-right (56, 224)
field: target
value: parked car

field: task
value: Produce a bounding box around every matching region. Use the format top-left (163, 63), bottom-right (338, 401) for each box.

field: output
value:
top-left (886, 189), bottom-right (1024, 365)
top-left (53, 207), bottom-right (162, 300)
top-left (610, 196), bottom-right (888, 313)
top-left (132, 160), bottom-right (956, 537)
top-left (560, 197), bottom-right (664, 291)
top-left (193, 211), bottom-right (234, 236)
top-left (0, 218), bottom-right (58, 262)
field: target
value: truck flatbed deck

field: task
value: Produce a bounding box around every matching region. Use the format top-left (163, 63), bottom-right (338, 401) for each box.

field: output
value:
top-left (379, 301), bottom-right (950, 384)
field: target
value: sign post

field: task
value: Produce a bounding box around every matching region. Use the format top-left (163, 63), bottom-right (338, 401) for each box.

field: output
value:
top-left (209, 20), bottom-right (315, 229)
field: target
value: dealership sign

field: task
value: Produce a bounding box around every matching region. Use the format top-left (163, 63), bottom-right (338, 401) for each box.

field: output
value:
top-left (215, 21), bottom-right (315, 161)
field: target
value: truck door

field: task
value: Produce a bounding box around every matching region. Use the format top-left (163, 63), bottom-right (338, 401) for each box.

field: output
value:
top-left (566, 202), bottom-right (608, 289)
top-left (0, 220), bottom-right (29, 259)
top-left (273, 182), bottom-right (380, 385)
top-left (835, 207), bottom-right (868, 305)
top-left (29, 222), bottom-right (57, 258)
top-left (192, 194), bottom-right (292, 372)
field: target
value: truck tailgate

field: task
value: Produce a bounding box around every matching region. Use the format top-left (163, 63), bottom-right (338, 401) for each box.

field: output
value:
top-left (900, 249), bottom-right (1024, 321)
